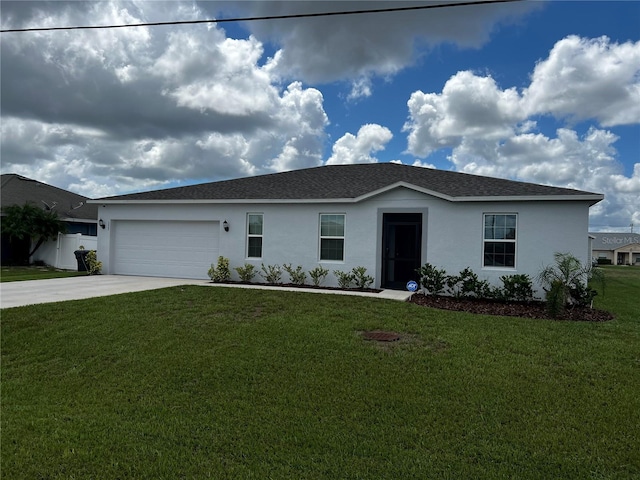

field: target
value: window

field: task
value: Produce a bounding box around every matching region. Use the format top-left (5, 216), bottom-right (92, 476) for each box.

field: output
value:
top-left (247, 213), bottom-right (263, 258)
top-left (483, 214), bottom-right (516, 268)
top-left (320, 214), bottom-right (345, 261)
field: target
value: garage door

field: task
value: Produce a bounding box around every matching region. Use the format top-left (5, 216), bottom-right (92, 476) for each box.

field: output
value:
top-left (112, 220), bottom-right (219, 279)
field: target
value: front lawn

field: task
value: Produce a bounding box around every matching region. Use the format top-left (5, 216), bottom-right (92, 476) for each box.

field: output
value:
top-left (1, 265), bottom-right (86, 282)
top-left (1, 267), bottom-right (638, 478)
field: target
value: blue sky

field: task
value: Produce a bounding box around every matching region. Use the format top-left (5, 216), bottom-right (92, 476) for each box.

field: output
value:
top-left (1, 1), bottom-right (638, 231)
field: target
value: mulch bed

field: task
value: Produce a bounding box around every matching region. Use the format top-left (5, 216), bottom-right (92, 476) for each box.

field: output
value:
top-left (409, 294), bottom-right (614, 322)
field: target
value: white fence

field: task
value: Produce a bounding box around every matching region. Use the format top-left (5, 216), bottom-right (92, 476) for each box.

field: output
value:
top-left (34, 233), bottom-right (98, 270)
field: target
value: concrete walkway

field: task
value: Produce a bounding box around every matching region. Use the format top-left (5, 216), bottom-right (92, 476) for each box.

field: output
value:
top-left (0, 275), bottom-right (412, 309)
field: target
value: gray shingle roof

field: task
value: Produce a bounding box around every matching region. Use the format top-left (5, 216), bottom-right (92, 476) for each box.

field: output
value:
top-left (95, 163), bottom-right (603, 202)
top-left (1, 174), bottom-right (99, 220)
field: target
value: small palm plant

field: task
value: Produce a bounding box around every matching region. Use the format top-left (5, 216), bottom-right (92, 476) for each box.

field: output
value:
top-left (536, 252), bottom-right (604, 317)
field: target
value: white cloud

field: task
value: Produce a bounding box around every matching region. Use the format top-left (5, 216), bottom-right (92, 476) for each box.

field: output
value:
top-left (0, 2), bottom-right (330, 196)
top-left (347, 77), bottom-right (373, 101)
top-left (157, 34), bottom-right (279, 116)
top-left (403, 35), bottom-right (640, 230)
top-left (404, 71), bottom-right (523, 157)
top-left (326, 124), bottom-right (393, 165)
top-left (523, 35), bottom-right (640, 127)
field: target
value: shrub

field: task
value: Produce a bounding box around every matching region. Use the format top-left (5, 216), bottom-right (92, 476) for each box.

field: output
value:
top-left (458, 267), bottom-right (483, 298)
top-left (85, 250), bottom-right (102, 275)
top-left (259, 264), bottom-right (282, 284)
top-left (570, 281), bottom-right (599, 308)
top-left (208, 256), bottom-right (231, 282)
top-left (351, 266), bottom-right (374, 289)
top-left (444, 268), bottom-right (495, 299)
top-left (309, 266), bottom-right (329, 287)
top-left (333, 270), bottom-right (354, 289)
top-left (283, 264), bottom-right (307, 285)
top-left (234, 263), bottom-right (257, 283)
top-left (445, 273), bottom-right (461, 298)
top-left (536, 252), bottom-right (604, 317)
top-left (416, 263), bottom-right (447, 295)
top-left (545, 280), bottom-right (566, 318)
top-left (499, 274), bottom-right (534, 302)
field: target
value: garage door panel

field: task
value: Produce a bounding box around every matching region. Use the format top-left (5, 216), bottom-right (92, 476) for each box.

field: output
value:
top-left (112, 220), bottom-right (219, 279)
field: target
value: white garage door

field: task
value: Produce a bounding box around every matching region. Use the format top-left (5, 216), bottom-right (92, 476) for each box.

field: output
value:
top-left (112, 220), bottom-right (219, 279)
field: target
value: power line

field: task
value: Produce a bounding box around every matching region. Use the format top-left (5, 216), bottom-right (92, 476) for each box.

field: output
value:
top-left (1, 0), bottom-right (522, 34)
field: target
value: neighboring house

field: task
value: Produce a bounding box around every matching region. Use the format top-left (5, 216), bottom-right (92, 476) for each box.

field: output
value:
top-left (1, 174), bottom-right (98, 267)
top-left (590, 232), bottom-right (640, 265)
top-left (91, 163), bottom-right (603, 290)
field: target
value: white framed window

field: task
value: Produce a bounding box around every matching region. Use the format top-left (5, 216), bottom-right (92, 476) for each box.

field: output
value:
top-left (483, 213), bottom-right (517, 268)
top-left (319, 214), bottom-right (345, 261)
top-left (247, 213), bottom-right (263, 258)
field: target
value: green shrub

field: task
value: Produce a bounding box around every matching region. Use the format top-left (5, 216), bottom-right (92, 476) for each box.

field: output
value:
top-left (283, 264), bottom-right (307, 285)
top-left (309, 266), bottom-right (329, 287)
top-left (416, 263), bottom-right (447, 295)
top-left (546, 280), bottom-right (566, 318)
top-left (445, 273), bottom-right (462, 298)
top-left (85, 250), bottom-right (102, 275)
top-left (570, 281), bottom-right (599, 308)
top-left (500, 274), bottom-right (534, 302)
top-left (536, 252), bottom-right (604, 316)
top-left (259, 264), bottom-right (282, 284)
top-left (234, 263), bottom-right (257, 283)
top-left (351, 266), bottom-right (374, 289)
top-left (333, 270), bottom-right (354, 289)
top-left (208, 256), bottom-right (231, 282)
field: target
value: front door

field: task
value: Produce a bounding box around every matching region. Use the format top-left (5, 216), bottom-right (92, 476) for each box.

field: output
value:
top-left (382, 213), bottom-right (422, 289)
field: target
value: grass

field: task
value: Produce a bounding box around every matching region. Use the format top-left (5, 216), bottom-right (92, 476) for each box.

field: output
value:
top-left (1, 267), bottom-right (639, 479)
top-left (1, 265), bottom-right (86, 282)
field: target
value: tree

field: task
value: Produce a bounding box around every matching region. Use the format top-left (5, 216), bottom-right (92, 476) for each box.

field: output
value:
top-left (1, 203), bottom-right (67, 263)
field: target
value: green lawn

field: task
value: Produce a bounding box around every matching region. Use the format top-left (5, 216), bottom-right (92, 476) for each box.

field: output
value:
top-left (2, 267), bottom-right (638, 479)
top-left (1, 265), bottom-right (86, 282)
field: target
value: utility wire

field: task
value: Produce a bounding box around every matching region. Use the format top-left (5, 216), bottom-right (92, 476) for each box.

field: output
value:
top-left (1, 0), bottom-right (522, 33)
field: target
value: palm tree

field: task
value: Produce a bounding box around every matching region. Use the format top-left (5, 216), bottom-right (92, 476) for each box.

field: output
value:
top-left (536, 252), bottom-right (604, 316)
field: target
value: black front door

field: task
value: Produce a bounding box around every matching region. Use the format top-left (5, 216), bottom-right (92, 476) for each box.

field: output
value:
top-left (382, 213), bottom-right (422, 289)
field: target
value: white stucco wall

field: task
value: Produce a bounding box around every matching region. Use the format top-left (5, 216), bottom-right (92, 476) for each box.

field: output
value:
top-left (95, 187), bottom-right (594, 291)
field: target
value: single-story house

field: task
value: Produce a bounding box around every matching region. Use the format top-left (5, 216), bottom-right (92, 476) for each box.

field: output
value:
top-left (1, 174), bottom-right (98, 267)
top-left (90, 163), bottom-right (603, 291)
top-left (590, 232), bottom-right (640, 265)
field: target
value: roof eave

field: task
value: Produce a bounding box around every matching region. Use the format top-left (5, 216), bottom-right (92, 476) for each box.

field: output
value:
top-left (89, 192), bottom-right (604, 205)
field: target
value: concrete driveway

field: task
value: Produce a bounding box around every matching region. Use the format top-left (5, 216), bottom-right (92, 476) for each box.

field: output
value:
top-left (0, 275), bottom-right (208, 309)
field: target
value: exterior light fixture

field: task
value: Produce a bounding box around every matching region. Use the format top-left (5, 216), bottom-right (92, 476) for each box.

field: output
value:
top-left (223, 220), bottom-right (229, 232)
top-left (98, 219), bottom-right (106, 229)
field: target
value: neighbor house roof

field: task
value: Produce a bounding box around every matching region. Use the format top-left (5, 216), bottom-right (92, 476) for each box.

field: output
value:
top-left (93, 163), bottom-right (604, 204)
top-left (1, 174), bottom-right (99, 221)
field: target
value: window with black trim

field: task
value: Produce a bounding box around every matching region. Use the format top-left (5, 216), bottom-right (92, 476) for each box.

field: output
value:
top-left (247, 213), bottom-right (263, 258)
top-left (320, 214), bottom-right (345, 261)
top-left (483, 213), bottom-right (517, 268)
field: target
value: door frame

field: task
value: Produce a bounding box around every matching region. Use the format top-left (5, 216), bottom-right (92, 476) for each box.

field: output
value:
top-left (376, 208), bottom-right (428, 290)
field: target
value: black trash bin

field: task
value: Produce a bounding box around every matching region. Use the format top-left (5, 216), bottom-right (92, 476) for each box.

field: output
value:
top-left (74, 250), bottom-right (90, 272)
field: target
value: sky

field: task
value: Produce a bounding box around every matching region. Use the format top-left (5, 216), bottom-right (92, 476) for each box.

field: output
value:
top-left (1, 0), bottom-right (638, 232)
